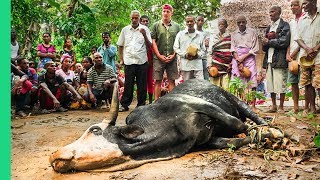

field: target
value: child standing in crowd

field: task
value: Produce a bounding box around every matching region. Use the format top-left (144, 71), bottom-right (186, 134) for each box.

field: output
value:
top-left (116, 63), bottom-right (125, 101)
top-left (257, 71), bottom-right (266, 94)
top-left (61, 38), bottom-right (77, 70)
top-left (74, 63), bottom-right (83, 83)
top-left (71, 57), bottom-right (94, 109)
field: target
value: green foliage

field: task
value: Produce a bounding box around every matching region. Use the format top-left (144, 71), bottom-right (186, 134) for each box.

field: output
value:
top-left (227, 143), bottom-right (236, 153)
top-left (229, 77), bottom-right (246, 98)
top-left (315, 134), bottom-right (320, 148)
top-left (310, 119), bottom-right (320, 148)
top-left (11, 0), bottom-right (46, 41)
top-left (228, 77), bottom-right (265, 103)
top-left (306, 113), bottom-right (315, 119)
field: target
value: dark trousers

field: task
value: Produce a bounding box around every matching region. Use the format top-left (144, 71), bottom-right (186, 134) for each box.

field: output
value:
top-left (14, 90), bottom-right (38, 111)
top-left (121, 62), bottom-right (148, 107)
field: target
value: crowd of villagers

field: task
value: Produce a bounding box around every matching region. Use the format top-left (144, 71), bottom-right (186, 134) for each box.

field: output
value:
top-left (11, 0), bottom-right (320, 118)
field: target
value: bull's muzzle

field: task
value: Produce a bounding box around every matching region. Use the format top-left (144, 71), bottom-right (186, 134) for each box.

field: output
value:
top-left (49, 150), bottom-right (75, 173)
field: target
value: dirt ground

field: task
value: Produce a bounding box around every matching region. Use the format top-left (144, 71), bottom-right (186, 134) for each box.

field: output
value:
top-left (11, 103), bottom-right (320, 180)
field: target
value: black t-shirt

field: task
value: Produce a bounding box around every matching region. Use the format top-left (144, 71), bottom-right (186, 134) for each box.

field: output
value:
top-left (38, 73), bottom-right (65, 93)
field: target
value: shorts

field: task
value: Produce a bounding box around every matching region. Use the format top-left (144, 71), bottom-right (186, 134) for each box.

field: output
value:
top-left (266, 64), bottom-right (288, 93)
top-left (209, 73), bottom-right (230, 90)
top-left (181, 70), bottom-right (204, 81)
top-left (300, 64), bottom-right (320, 89)
top-left (287, 67), bottom-right (300, 84)
top-left (153, 58), bottom-right (179, 81)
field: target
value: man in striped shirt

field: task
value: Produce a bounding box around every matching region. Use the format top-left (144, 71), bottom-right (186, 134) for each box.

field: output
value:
top-left (85, 52), bottom-right (117, 107)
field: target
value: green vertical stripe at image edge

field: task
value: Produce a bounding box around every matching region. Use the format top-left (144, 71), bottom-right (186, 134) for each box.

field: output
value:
top-left (1, 0), bottom-right (11, 179)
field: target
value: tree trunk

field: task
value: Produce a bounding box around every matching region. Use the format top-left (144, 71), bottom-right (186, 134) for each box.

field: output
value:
top-left (65, 0), bottom-right (78, 39)
top-left (68, 0), bottom-right (78, 18)
top-left (21, 22), bottom-right (39, 57)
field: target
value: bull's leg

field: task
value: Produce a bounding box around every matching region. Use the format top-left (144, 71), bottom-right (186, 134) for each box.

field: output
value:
top-left (232, 97), bottom-right (267, 125)
top-left (197, 109), bottom-right (248, 135)
top-left (206, 137), bottom-right (251, 149)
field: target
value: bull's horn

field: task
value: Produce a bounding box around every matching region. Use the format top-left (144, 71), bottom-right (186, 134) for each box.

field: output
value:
top-left (105, 81), bottom-right (119, 126)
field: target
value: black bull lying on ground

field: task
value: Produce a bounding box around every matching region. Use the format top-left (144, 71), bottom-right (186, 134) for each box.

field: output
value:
top-left (50, 79), bottom-right (268, 173)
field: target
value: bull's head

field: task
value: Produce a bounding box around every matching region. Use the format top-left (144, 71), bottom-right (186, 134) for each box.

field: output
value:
top-left (49, 82), bottom-right (144, 173)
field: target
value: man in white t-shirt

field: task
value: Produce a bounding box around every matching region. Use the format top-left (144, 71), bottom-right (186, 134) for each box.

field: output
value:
top-left (286, 0), bottom-right (304, 113)
top-left (11, 29), bottom-right (20, 64)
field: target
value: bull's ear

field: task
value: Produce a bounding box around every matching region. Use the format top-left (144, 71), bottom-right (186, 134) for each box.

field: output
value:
top-left (119, 125), bottom-right (144, 139)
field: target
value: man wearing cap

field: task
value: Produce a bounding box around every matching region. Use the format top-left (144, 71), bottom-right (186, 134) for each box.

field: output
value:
top-left (173, 15), bottom-right (205, 80)
top-left (117, 10), bottom-right (151, 111)
top-left (85, 52), bottom-right (117, 108)
top-left (38, 61), bottom-right (82, 113)
top-left (151, 4), bottom-right (181, 101)
top-left (262, 6), bottom-right (290, 113)
top-left (286, 0), bottom-right (304, 113)
top-left (296, 0), bottom-right (320, 115)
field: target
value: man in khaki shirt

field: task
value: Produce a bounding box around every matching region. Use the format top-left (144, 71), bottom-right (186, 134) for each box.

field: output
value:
top-left (151, 4), bottom-right (181, 100)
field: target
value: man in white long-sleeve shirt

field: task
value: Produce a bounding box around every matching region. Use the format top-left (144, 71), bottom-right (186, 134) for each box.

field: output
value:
top-left (173, 15), bottom-right (205, 80)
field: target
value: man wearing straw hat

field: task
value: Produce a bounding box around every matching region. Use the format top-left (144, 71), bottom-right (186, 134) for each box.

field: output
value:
top-left (296, 0), bottom-right (320, 115)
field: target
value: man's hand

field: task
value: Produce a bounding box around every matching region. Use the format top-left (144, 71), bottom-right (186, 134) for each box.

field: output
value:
top-left (53, 98), bottom-right (60, 109)
top-left (309, 47), bottom-right (319, 59)
top-left (89, 93), bottom-right (96, 103)
top-left (158, 54), bottom-right (167, 62)
top-left (204, 38), bottom-right (209, 48)
top-left (31, 86), bottom-right (38, 93)
top-left (139, 28), bottom-right (146, 35)
top-left (261, 37), bottom-right (269, 46)
top-left (104, 80), bottom-right (112, 87)
top-left (286, 53), bottom-right (293, 62)
top-left (305, 47), bottom-right (315, 56)
top-left (106, 39), bottom-right (111, 48)
top-left (185, 54), bottom-right (198, 60)
top-left (119, 59), bottom-right (124, 68)
top-left (237, 56), bottom-right (244, 64)
top-left (166, 54), bottom-right (176, 62)
top-left (75, 94), bottom-right (83, 101)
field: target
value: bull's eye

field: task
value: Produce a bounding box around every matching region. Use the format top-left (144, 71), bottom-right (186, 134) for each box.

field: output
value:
top-left (89, 126), bottom-right (103, 136)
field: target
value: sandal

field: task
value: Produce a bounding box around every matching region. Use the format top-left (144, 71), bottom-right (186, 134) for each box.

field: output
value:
top-left (265, 109), bottom-right (277, 113)
top-left (41, 109), bottom-right (51, 114)
top-left (56, 107), bottom-right (68, 112)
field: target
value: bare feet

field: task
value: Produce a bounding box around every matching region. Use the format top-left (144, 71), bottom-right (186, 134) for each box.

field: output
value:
top-left (265, 106), bottom-right (277, 113)
top-left (277, 109), bottom-right (285, 114)
top-left (293, 108), bottom-right (299, 114)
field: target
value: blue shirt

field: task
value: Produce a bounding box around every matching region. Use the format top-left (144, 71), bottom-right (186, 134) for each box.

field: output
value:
top-left (97, 44), bottom-right (117, 73)
top-left (257, 81), bottom-right (265, 94)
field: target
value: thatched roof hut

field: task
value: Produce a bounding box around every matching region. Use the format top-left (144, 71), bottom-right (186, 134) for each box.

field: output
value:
top-left (220, 0), bottom-right (292, 36)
